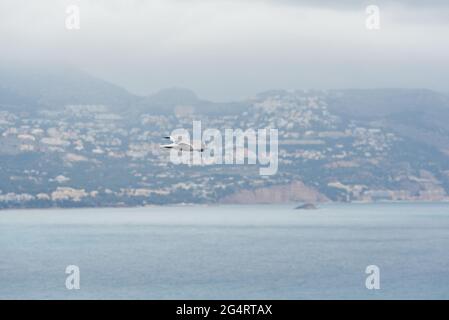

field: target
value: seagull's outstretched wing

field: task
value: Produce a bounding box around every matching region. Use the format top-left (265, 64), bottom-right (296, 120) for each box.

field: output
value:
top-left (160, 142), bottom-right (193, 151)
top-left (160, 143), bottom-right (176, 149)
top-left (161, 136), bottom-right (203, 152)
top-left (163, 136), bottom-right (176, 143)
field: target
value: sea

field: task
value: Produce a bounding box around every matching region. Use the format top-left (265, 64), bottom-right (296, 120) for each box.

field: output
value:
top-left (1, 203), bottom-right (449, 299)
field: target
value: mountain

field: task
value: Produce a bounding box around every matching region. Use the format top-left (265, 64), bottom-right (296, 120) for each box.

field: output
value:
top-left (0, 68), bottom-right (248, 116)
top-left (327, 88), bottom-right (449, 119)
top-left (147, 87), bottom-right (200, 105)
top-left (138, 87), bottom-right (249, 116)
top-left (1, 68), bottom-right (449, 208)
top-left (0, 86), bottom-right (39, 111)
top-left (0, 66), bottom-right (139, 111)
top-left (326, 89), bottom-right (449, 156)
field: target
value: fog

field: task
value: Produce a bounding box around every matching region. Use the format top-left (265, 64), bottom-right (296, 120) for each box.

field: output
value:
top-left (1, 0), bottom-right (449, 100)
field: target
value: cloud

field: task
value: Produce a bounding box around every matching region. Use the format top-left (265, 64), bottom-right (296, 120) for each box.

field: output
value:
top-left (0, 0), bottom-right (448, 100)
top-left (273, 0), bottom-right (449, 9)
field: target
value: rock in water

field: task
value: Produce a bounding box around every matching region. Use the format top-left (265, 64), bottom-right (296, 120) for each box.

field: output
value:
top-left (294, 203), bottom-right (317, 210)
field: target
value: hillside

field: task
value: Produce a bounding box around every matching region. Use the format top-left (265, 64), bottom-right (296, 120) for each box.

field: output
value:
top-left (1, 68), bottom-right (449, 207)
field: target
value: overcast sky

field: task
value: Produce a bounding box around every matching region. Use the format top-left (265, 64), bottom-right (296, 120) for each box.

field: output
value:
top-left (1, 0), bottom-right (449, 101)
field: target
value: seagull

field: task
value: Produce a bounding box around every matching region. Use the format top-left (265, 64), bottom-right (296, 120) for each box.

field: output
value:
top-left (160, 136), bottom-right (205, 152)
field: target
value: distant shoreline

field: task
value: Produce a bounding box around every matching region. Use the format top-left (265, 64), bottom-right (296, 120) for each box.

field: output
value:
top-left (2, 200), bottom-right (449, 212)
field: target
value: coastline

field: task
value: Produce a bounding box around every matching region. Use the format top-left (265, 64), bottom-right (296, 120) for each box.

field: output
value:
top-left (2, 199), bottom-right (449, 212)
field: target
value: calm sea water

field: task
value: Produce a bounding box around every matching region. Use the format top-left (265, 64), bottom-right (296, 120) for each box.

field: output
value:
top-left (1, 203), bottom-right (449, 299)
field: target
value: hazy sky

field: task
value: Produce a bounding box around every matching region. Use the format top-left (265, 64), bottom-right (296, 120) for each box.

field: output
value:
top-left (1, 0), bottom-right (449, 101)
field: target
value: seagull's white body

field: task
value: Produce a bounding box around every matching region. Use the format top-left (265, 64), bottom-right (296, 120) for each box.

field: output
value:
top-left (160, 136), bottom-right (204, 152)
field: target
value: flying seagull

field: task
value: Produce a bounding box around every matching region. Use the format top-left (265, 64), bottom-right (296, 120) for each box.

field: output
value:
top-left (160, 136), bottom-right (205, 152)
